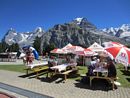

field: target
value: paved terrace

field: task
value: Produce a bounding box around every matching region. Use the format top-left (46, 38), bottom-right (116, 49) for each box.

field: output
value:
top-left (0, 70), bottom-right (130, 98)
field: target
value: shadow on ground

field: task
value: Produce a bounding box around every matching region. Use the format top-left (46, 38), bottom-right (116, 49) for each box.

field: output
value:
top-left (121, 70), bottom-right (130, 76)
top-left (18, 70), bottom-right (48, 79)
top-left (126, 78), bottom-right (130, 82)
top-left (40, 75), bottom-right (65, 83)
top-left (74, 76), bottom-right (117, 91)
top-left (40, 72), bottom-right (80, 83)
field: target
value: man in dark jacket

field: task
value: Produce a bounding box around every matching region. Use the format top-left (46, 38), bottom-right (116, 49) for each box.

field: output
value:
top-left (107, 59), bottom-right (117, 77)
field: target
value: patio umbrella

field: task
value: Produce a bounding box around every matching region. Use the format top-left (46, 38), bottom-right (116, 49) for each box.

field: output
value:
top-left (98, 50), bottom-right (114, 60)
top-left (62, 43), bottom-right (73, 50)
top-left (67, 46), bottom-right (85, 53)
top-left (103, 41), bottom-right (125, 48)
top-left (88, 42), bottom-right (105, 52)
top-left (103, 42), bottom-right (130, 67)
top-left (73, 48), bottom-right (95, 66)
top-left (74, 48), bottom-right (95, 56)
top-left (50, 48), bottom-right (67, 54)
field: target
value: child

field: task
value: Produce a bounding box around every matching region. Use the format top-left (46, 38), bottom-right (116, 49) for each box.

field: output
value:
top-left (26, 51), bottom-right (34, 65)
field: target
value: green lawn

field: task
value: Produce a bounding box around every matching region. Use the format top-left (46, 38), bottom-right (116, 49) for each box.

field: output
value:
top-left (0, 64), bottom-right (26, 73)
top-left (0, 64), bottom-right (130, 87)
top-left (116, 64), bottom-right (130, 87)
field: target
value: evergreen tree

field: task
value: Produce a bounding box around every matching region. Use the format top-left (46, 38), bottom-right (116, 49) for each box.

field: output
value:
top-left (33, 36), bottom-right (41, 55)
top-left (44, 43), bottom-right (56, 54)
top-left (0, 41), bottom-right (9, 53)
top-left (9, 43), bottom-right (19, 52)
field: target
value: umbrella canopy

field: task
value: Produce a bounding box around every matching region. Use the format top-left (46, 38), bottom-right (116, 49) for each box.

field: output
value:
top-left (104, 42), bottom-right (130, 66)
top-left (66, 46), bottom-right (85, 53)
top-left (98, 50), bottom-right (114, 59)
top-left (88, 42), bottom-right (104, 52)
top-left (103, 41), bottom-right (125, 48)
top-left (62, 43), bottom-right (85, 54)
top-left (62, 43), bottom-right (73, 50)
top-left (74, 48), bottom-right (95, 56)
top-left (50, 48), bottom-right (67, 54)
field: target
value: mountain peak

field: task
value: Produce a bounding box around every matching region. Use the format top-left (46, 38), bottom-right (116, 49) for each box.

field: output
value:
top-left (102, 24), bottom-right (130, 41)
top-left (72, 17), bottom-right (96, 30)
top-left (35, 27), bottom-right (43, 32)
top-left (3, 27), bottom-right (45, 47)
top-left (73, 17), bottom-right (83, 24)
top-left (73, 17), bottom-right (88, 25)
top-left (120, 24), bottom-right (130, 31)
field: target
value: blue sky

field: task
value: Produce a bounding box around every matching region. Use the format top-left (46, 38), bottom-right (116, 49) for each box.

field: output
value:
top-left (0, 0), bottom-right (130, 40)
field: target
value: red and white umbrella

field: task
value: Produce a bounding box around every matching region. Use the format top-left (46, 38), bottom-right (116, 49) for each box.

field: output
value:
top-left (62, 43), bottom-right (73, 50)
top-left (62, 44), bottom-right (85, 54)
top-left (88, 42), bottom-right (104, 52)
top-left (74, 48), bottom-right (95, 56)
top-left (99, 50), bottom-right (114, 59)
top-left (103, 41), bottom-right (125, 48)
top-left (50, 48), bottom-right (67, 54)
top-left (103, 42), bottom-right (130, 66)
top-left (67, 46), bottom-right (84, 53)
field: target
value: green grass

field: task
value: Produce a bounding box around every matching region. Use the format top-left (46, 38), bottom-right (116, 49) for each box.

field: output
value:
top-left (75, 64), bottom-right (130, 87)
top-left (69, 66), bottom-right (87, 81)
top-left (116, 64), bottom-right (130, 87)
top-left (0, 64), bottom-right (26, 73)
top-left (78, 66), bottom-right (88, 75)
top-left (0, 64), bottom-right (130, 87)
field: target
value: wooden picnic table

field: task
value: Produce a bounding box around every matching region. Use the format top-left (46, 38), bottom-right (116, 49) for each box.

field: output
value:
top-left (24, 61), bottom-right (49, 78)
top-left (49, 63), bottom-right (78, 81)
top-left (89, 67), bottom-right (117, 90)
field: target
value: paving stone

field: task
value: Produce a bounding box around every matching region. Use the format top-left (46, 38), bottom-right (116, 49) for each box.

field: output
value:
top-left (0, 70), bottom-right (130, 98)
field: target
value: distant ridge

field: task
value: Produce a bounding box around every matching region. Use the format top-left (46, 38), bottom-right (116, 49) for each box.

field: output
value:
top-left (2, 17), bottom-right (130, 49)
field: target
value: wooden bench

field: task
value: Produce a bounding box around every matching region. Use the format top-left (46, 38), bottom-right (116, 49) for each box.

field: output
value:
top-left (48, 68), bottom-right (78, 82)
top-left (48, 63), bottom-right (78, 82)
top-left (58, 68), bottom-right (78, 82)
top-left (89, 76), bottom-right (117, 90)
top-left (24, 65), bottom-right (49, 79)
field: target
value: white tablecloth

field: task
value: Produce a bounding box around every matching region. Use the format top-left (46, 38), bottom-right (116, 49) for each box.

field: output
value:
top-left (50, 63), bottom-right (77, 72)
top-left (27, 61), bottom-right (48, 69)
top-left (93, 67), bottom-right (108, 73)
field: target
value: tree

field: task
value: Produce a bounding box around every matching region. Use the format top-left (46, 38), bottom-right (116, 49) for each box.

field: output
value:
top-left (0, 41), bottom-right (20, 53)
top-left (43, 43), bottom-right (56, 55)
top-left (33, 36), bottom-right (41, 55)
top-left (9, 43), bottom-right (19, 52)
top-left (0, 41), bottom-right (9, 53)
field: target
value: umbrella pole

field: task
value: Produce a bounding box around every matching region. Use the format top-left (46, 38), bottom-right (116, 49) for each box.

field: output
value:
top-left (83, 56), bottom-right (85, 66)
top-left (125, 66), bottom-right (128, 71)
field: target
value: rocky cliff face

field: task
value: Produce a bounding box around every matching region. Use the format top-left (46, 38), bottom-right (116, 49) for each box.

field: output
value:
top-left (3, 27), bottom-right (45, 47)
top-left (41, 18), bottom-right (127, 49)
top-left (102, 24), bottom-right (130, 42)
top-left (3, 18), bottom-right (129, 50)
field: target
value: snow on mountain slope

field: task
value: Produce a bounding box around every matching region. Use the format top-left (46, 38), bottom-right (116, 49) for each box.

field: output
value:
top-left (73, 17), bottom-right (83, 24)
top-left (120, 32), bottom-right (130, 38)
top-left (102, 24), bottom-right (130, 38)
top-left (3, 27), bottom-right (44, 47)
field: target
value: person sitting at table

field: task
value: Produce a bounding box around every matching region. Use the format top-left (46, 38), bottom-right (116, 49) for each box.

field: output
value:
top-left (66, 55), bottom-right (71, 63)
top-left (102, 62), bottom-right (108, 69)
top-left (87, 57), bottom-right (97, 76)
top-left (107, 58), bottom-right (117, 78)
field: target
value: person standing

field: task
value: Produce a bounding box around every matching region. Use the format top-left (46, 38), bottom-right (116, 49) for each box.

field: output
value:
top-left (26, 51), bottom-right (34, 65)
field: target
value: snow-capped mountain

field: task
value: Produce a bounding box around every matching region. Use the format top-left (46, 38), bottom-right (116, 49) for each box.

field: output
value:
top-left (102, 24), bottom-right (130, 38)
top-left (72, 17), bottom-right (97, 30)
top-left (2, 18), bottom-right (130, 49)
top-left (73, 17), bottom-right (83, 25)
top-left (41, 17), bottom-right (127, 49)
top-left (3, 27), bottom-right (44, 47)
